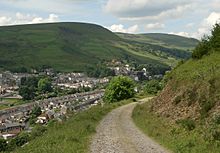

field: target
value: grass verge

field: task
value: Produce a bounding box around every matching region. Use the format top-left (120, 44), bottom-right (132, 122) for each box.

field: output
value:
top-left (13, 99), bottom-right (134, 153)
top-left (132, 100), bottom-right (220, 153)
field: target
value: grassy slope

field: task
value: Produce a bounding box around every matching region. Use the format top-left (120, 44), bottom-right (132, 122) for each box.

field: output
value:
top-left (132, 53), bottom-right (220, 153)
top-left (117, 33), bottom-right (198, 66)
top-left (0, 22), bottom-right (166, 72)
top-left (133, 101), bottom-right (220, 153)
top-left (0, 23), bottom-right (198, 72)
top-left (142, 33), bottom-right (199, 50)
top-left (13, 99), bottom-right (133, 153)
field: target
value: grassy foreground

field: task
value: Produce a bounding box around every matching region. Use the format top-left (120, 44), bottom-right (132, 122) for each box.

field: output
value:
top-left (13, 99), bottom-right (133, 153)
top-left (132, 100), bottom-right (220, 153)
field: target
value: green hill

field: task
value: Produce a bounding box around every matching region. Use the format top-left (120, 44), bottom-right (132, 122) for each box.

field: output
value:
top-left (0, 22), bottom-right (198, 72)
top-left (132, 24), bottom-right (220, 152)
top-left (117, 33), bottom-right (199, 66)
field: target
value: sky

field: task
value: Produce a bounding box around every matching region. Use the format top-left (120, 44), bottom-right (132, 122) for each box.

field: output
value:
top-left (0, 0), bottom-right (220, 39)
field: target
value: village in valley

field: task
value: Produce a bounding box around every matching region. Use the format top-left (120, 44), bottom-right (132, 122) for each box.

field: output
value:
top-left (0, 60), bottom-right (165, 141)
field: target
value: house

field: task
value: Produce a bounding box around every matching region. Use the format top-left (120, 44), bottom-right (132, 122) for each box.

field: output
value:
top-left (0, 122), bottom-right (25, 134)
top-left (36, 114), bottom-right (49, 124)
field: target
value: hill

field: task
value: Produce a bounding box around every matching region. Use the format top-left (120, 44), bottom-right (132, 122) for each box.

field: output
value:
top-left (133, 24), bottom-right (220, 152)
top-left (0, 22), bottom-right (198, 72)
top-left (153, 24), bottom-right (220, 121)
top-left (117, 33), bottom-right (198, 66)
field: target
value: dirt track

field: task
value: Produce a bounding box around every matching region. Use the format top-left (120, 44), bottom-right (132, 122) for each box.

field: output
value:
top-left (90, 102), bottom-right (170, 153)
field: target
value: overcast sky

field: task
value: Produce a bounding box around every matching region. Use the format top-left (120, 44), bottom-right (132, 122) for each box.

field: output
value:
top-left (0, 0), bottom-right (220, 39)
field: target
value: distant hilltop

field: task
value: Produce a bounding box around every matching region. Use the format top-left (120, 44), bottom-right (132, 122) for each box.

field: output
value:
top-left (0, 22), bottom-right (198, 72)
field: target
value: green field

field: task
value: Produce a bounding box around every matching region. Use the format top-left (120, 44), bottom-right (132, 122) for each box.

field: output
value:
top-left (0, 22), bottom-right (198, 72)
top-left (0, 98), bottom-right (26, 110)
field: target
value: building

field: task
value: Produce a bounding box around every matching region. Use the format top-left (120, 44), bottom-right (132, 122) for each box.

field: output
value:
top-left (0, 122), bottom-right (25, 134)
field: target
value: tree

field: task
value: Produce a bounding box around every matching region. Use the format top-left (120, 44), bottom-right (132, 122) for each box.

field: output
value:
top-left (85, 65), bottom-right (115, 78)
top-left (38, 78), bottom-right (53, 93)
top-left (19, 76), bottom-right (39, 100)
top-left (192, 23), bottom-right (220, 59)
top-left (104, 76), bottom-right (135, 103)
top-left (31, 106), bottom-right (42, 118)
top-left (19, 86), bottom-right (36, 100)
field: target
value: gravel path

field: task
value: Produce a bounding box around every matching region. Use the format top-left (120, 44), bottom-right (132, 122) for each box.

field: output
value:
top-left (90, 102), bottom-right (170, 153)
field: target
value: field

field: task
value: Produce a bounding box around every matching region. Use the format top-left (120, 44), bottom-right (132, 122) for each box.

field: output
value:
top-left (0, 98), bottom-right (26, 110)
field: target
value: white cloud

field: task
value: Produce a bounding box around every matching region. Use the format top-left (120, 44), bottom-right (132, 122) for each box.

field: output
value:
top-left (119, 3), bottom-right (193, 22)
top-left (0, 16), bottom-right (11, 25)
top-left (0, 12), bottom-right (59, 26)
top-left (104, 0), bottom-right (193, 22)
top-left (145, 23), bottom-right (165, 30)
top-left (170, 12), bottom-right (220, 39)
top-left (192, 12), bottom-right (220, 38)
top-left (107, 24), bottom-right (139, 33)
top-left (169, 32), bottom-right (191, 38)
top-left (185, 23), bottom-right (194, 28)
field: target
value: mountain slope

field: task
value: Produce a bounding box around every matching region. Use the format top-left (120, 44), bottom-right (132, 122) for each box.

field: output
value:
top-left (0, 22), bottom-right (198, 72)
top-left (117, 33), bottom-right (199, 66)
top-left (132, 24), bottom-right (220, 153)
top-left (152, 24), bottom-right (220, 121)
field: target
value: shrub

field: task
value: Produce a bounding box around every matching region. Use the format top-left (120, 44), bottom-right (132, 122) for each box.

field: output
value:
top-left (0, 138), bottom-right (7, 152)
top-left (30, 125), bottom-right (47, 139)
top-left (176, 119), bottom-right (196, 131)
top-left (200, 100), bottom-right (215, 118)
top-left (144, 79), bottom-right (162, 94)
top-left (213, 114), bottom-right (220, 125)
top-left (104, 76), bottom-right (135, 103)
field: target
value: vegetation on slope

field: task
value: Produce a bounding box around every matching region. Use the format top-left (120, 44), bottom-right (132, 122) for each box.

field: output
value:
top-left (117, 33), bottom-right (198, 66)
top-left (0, 22), bottom-right (169, 72)
top-left (12, 99), bottom-right (133, 153)
top-left (133, 101), bottom-right (220, 153)
top-left (0, 22), bottom-right (198, 72)
top-left (132, 23), bottom-right (220, 153)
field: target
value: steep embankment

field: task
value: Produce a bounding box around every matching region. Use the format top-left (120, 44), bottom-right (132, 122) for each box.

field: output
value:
top-left (153, 52), bottom-right (220, 121)
top-left (0, 22), bottom-right (198, 72)
top-left (133, 24), bottom-right (220, 152)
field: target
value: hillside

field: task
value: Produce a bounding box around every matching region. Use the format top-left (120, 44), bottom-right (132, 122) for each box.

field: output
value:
top-left (117, 33), bottom-right (198, 66)
top-left (0, 22), bottom-right (198, 72)
top-left (152, 24), bottom-right (220, 121)
top-left (132, 24), bottom-right (220, 153)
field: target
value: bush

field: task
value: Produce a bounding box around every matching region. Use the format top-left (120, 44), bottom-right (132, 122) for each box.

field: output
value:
top-left (192, 23), bottom-right (220, 59)
top-left (0, 138), bottom-right (7, 152)
top-left (30, 125), bottom-right (47, 139)
top-left (8, 132), bottom-right (30, 149)
top-left (192, 37), bottom-right (210, 59)
top-left (176, 119), bottom-right (196, 131)
top-left (200, 100), bottom-right (215, 118)
top-left (104, 76), bottom-right (135, 103)
top-left (144, 79), bottom-right (162, 94)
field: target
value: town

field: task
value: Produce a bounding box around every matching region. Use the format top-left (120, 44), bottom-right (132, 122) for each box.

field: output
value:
top-left (0, 61), bottom-right (166, 141)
